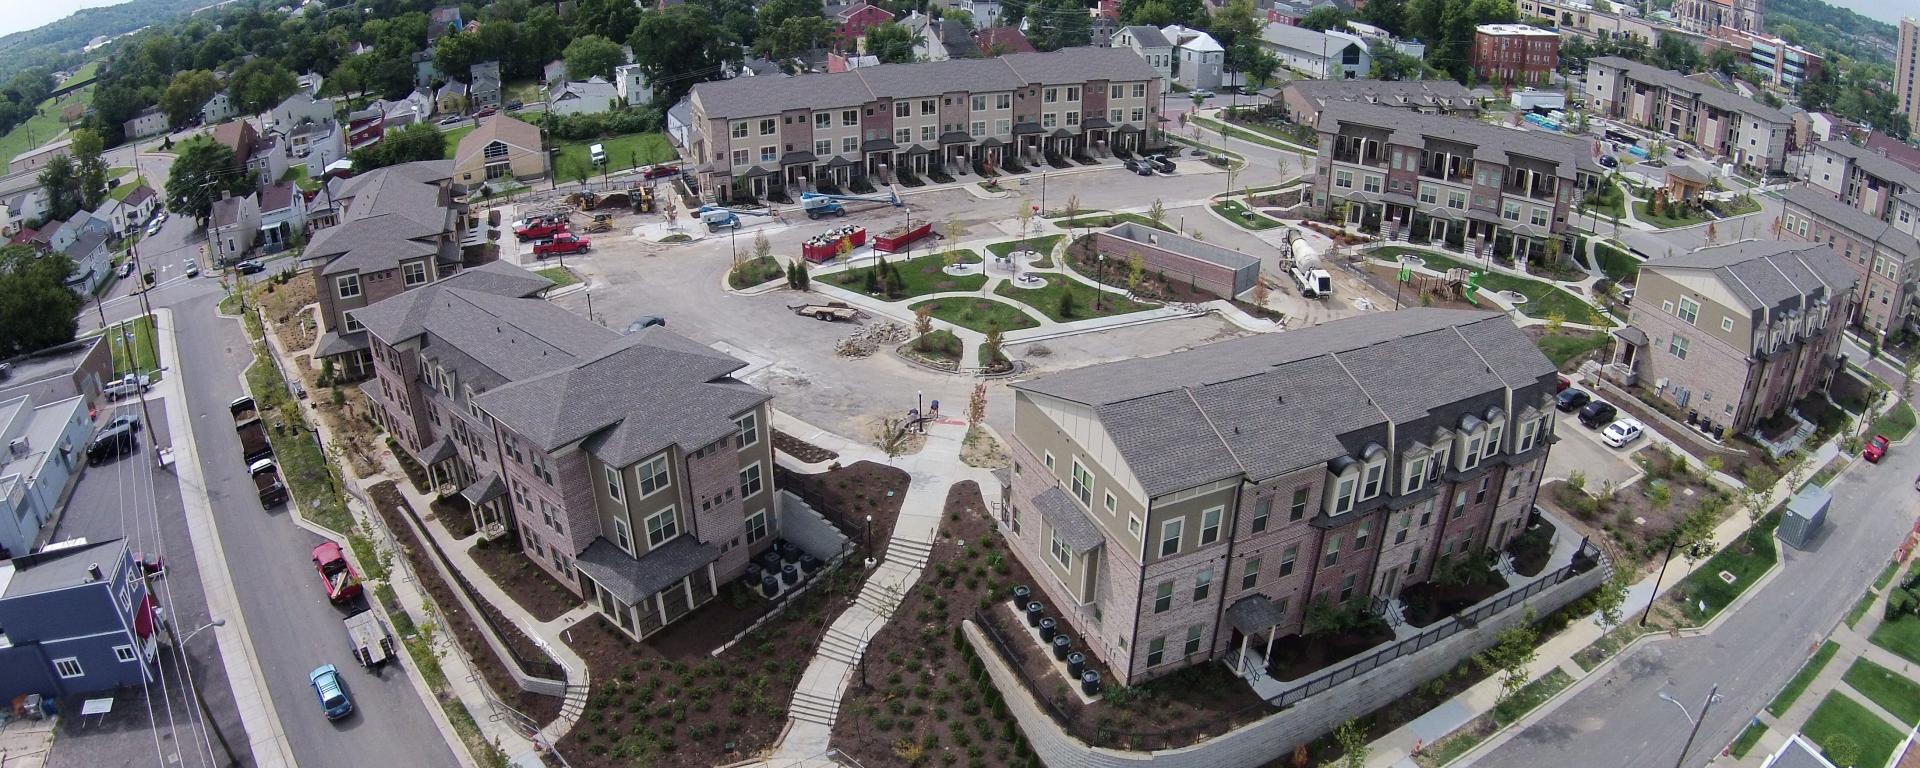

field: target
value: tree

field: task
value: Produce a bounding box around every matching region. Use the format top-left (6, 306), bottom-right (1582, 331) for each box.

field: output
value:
top-left (1022, 0), bottom-right (1093, 52)
top-left (866, 22), bottom-right (917, 64)
top-left (1706, 46), bottom-right (1740, 76)
top-left (1827, 734), bottom-right (1861, 768)
top-left (1359, 0), bottom-right (1407, 34)
top-left (752, 229), bottom-right (772, 265)
top-left (574, 0), bottom-right (644, 43)
top-left (1058, 282), bottom-right (1077, 318)
top-left (434, 31), bottom-right (484, 83)
top-left (967, 381), bottom-right (988, 427)
top-left (1594, 564), bottom-right (1631, 629)
top-left (162, 69), bottom-right (221, 127)
top-left (1299, 5), bottom-right (1348, 30)
top-left (1652, 33), bottom-right (1703, 74)
top-left (1121, 0), bottom-right (1206, 26)
top-left (629, 6), bottom-right (740, 105)
top-left (167, 140), bottom-right (253, 222)
top-left (1673, 505), bottom-right (1718, 565)
top-left (1333, 718), bottom-right (1369, 768)
top-left (1148, 197), bottom-right (1165, 225)
top-left (1127, 253), bottom-right (1144, 294)
top-left (564, 34), bottom-right (625, 82)
top-left (757, 16), bottom-right (834, 64)
top-left (980, 327), bottom-right (1004, 369)
top-left (875, 417), bottom-right (910, 462)
top-left (37, 155), bottom-right (81, 222)
top-left (1474, 610), bottom-right (1538, 703)
top-left (1244, 49), bottom-right (1280, 90)
top-left (228, 58), bottom-right (298, 115)
top-left (69, 128), bottom-right (107, 213)
top-left (350, 123), bottom-right (450, 170)
top-left (0, 246), bottom-right (82, 357)
top-left (1016, 197), bottom-right (1035, 252)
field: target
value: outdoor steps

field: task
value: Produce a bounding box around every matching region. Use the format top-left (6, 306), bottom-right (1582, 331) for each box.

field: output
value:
top-left (789, 689), bottom-right (841, 727)
top-left (817, 625), bottom-right (868, 666)
top-left (889, 537), bottom-right (935, 570)
top-left (558, 684), bottom-right (590, 721)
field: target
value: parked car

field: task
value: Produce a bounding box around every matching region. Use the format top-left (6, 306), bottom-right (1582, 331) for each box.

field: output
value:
top-left (1577, 401), bottom-right (1618, 429)
top-left (309, 664), bottom-right (354, 720)
top-left (1555, 389), bottom-right (1592, 412)
top-left (641, 163), bottom-right (682, 180)
top-left (104, 374), bottom-right (152, 401)
top-left (437, 115), bottom-right (465, 127)
top-left (506, 100), bottom-right (523, 110)
top-left (1598, 155), bottom-right (1619, 168)
top-left (1190, 89), bottom-right (1215, 99)
top-left (1865, 435), bottom-right (1891, 463)
top-left (235, 259), bottom-right (266, 275)
top-left (1600, 418), bottom-right (1645, 448)
top-left (184, 260), bottom-right (200, 278)
top-left (86, 424), bottom-right (137, 466)
top-left (1555, 375), bottom-right (1571, 393)
top-left (1148, 155), bottom-right (1176, 174)
top-left (107, 413), bottom-right (141, 434)
top-left (118, 262), bottom-right (135, 278)
top-left (312, 541), bottom-right (363, 604)
top-left (533, 232), bottom-right (590, 258)
top-left (1124, 158), bottom-right (1154, 176)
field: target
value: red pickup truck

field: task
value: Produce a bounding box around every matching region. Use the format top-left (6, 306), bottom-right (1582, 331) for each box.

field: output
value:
top-left (514, 217), bottom-right (568, 241)
top-left (535, 232), bottom-right (591, 258)
top-left (312, 541), bottom-right (363, 604)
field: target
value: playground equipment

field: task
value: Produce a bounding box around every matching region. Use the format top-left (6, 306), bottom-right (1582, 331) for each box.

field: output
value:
top-left (799, 188), bottom-right (902, 219)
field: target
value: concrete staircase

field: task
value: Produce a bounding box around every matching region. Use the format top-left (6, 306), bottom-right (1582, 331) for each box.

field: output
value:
top-left (889, 537), bottom-right (935, 569)
top-left (816, 624), bottom-right (869, 666)
top-left (789, 689), bottom-right (842, 727)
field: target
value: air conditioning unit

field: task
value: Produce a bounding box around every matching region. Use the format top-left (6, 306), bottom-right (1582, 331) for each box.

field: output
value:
top-left (8, 437), bottom-right (27, 457)
top-left (1655, 377), bottom-right (1669, 390)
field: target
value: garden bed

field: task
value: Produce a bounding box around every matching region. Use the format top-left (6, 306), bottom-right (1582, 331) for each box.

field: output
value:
top-left (1527, 327), bottom-right (1612, 370)
top-left (1211, 199), bottom-right (1282, 229)
top-left (1377, 247), bottom-right (1612, 327)
top-left (1265, 618), bottom-right (1397, 682)
top-left (773, 429), bottom-right (839, 464)
top-left (1066, 242), bottom-right (1219, 303)
top-left (728, 256), bottom-right (784, 289)
top-left (910, 297), bottom-right (1040, 334)
top-left (824, 250), bottom-right (986, 299)
top-left (1399, 568), bottom-right (1512, 627)
top-left (1663, 507), bottom-right (1779, 626)
top-left (994, 279), bottom-right (1155, 323)
top-left (776, 461), bottom-right (911, 564)
top-left (1053, 212), bottom-right (1172, 231)
top-left (904, 329), bottom-right (963, 370)
top-left (431, 494), bottom-right (477, 540)
top-left (469, 532), bottom-right (582, 622)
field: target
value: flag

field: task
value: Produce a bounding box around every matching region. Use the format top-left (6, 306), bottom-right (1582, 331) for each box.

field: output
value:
top-left (1397, 264), bottom-right (1411, 282)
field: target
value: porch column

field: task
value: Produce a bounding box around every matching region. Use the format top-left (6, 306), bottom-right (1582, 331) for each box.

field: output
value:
top-left (683, 574), bottom-right (696, 606)
top-left (1265, 627), bottom-right (1278, 660)
top-left (656, 591), bottom-right (668, 627)
top-left (1238, 633), bottom-right (1250, 673)
top-left (470, 501), bottom-right (483, 537)
top-left (707, 562), bottom-right (718, 599)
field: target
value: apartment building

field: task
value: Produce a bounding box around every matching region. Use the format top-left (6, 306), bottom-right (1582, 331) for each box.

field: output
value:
top-left (1900, 19), bottom-right (1919, 139)
top-left (1673, 0), bottom-right (1760, 35)
top-left (356, 262), bottom-right (779, 642)
top-left (1780, 185), bottom-right (1920, 335)
top-left (1614, 241), bottom-right (1857, 436)
top-left (1001, 309), bottom-right (1557, 686)
top-left (1709, 29), bottom-right (1822, 88)
top-left (1272, 79), bottom-right (1478, 127)
top-left (1312, 101), bottom-right (1601, 262)
top-left (1471, 24), bottom-right (1559, 87)
top-left (1807, 140), bottom-right (1920, 221)
top-left (303, 160), bottom-right (498, 379)
top-left (686, 47), bottom-right (1161, 201)
top-left (1584, 56), bottom-right (1792, 174)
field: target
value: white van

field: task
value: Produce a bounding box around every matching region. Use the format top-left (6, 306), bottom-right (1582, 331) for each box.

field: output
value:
top-left (589, 143), bottom-right (606, 165)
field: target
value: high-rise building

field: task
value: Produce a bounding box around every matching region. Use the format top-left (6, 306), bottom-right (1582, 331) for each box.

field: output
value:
top-left (1899, 19), bottom-right (1920, 137)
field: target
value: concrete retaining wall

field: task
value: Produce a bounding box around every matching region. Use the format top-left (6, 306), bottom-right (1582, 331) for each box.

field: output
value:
top-left (778, 490), bottom-right (849, 562)
top-left (966, 561), bottom-right (1606, 768)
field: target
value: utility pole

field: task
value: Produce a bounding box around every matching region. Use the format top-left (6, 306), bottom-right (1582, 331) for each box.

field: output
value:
top-left (127, 242), bottom-right (163, 463)
top-left (1638, 537), bottom-right (1679, 627)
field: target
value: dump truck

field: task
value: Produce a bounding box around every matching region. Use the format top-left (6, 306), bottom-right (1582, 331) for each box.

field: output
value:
top-left (249, 457), bottom-right (289, 507)
top-left (230, 396), bottom-right (274, 464)
top-left (312, 541), bottom-right (363, 605)
top-left (1284, 229), bottom-right (1332, 299)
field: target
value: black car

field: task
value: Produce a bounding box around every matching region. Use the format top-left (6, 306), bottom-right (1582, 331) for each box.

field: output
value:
top-left (1124, 158), bottom-right (1154, 176)
top-left (1555, 389), bottom-right (1591, 412)
top-left (87, 425), bottom-right (137, 466)
top-left (235, 259), bottom-right (266, 274)
top-left (1598, 155), bottom-right (1619, 168)
top-left (107, 414), bottom-right (141, 434)
top-left (1577, 401), bottom-right (1618, 429)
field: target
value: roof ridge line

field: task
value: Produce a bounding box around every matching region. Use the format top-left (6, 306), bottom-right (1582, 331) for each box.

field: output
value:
top-left (1327, 349), bottom-right (1393, 435)
top-left (1182, 386), bottom-right (1248, 477)
top-left (1451, 321), bottom-right (1510, 389)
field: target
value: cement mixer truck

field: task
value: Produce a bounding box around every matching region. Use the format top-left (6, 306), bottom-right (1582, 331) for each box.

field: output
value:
top-left (1284, 229), bottom-right (1333, 299)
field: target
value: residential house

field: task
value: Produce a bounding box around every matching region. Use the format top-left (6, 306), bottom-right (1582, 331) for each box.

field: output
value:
top-left (257, 182), bottom-right (308, 253)
top-left (826, 53), bottom-right (881, 73)
top-left (437, 81), bottom-right (469, 116)
top-left (1114, 26), bottom-right (1174, 90)
top-left (471, 61), bottom-right (503, 111)
top-left (413, 50), bottom-right (443, 89)
top-left (1471, 24), bottom-right (1558, 87)
top-left (301, 160), bottom-right (495, 377)
top-left (347, 107), bottom-right (387, 150)
top-left (1274, 79), bottom-right (1478, 127)
top-left (1259, 23), bottom-right (1370, 81)
top-left (614, 64), bottom-right (652, 106)
top-left (209, 192), bottom-right (262, 264)
top-left (211, 121), bottom-right (262, 170)
top-left (354, 262), bottom-right (780, 642)
top-left (548, 77), bottom-right (619, 117)
top-left (427, 6), bottom-right (464, 42)
top-left (268, 93), bottom-right (335, 136)
top-left (1312, 101), bottom-right (1601, 261)
top-left (119, 184), bottom-right (159, 227)
top-left (452, 115), bottom-right (547, 185)
top-left (1806, 140), bottom-right (1920, 221)
top-left (1583, 56), bottom-right (1792, 174)
top-left (0, 539), bottom-right (161, 703)
top-left (1779, 184), bottom-right (1920, 335)
top-left (201, 91), bottom-right (236, 124)
top-left (1611, 240), bottom-right (1857, 435)
top-left (122, 107), bottom-right (168, 139)
top-left (686, 47), bottom-right (1162, 201)
top-left (297, 71), bottom-right (325, 95)
top-left (0, 171), bottom-right (50, 229)
top-left (975, 26), bottom-right (1037, 56)
top-left (543, 59), bottom-right (569, 86)
top-left (0, 394), bottom-right (90, 559)
top-left (60, 228), bottom-right (108, 290)
top-left (906, 13), bottom-right (981, 62)
top-left (830, 0), bottom-right (897, 49)
top-left (91, 199), bottom-right (130, 238)
top-left (1000, 309), bottom-right (1558, 686)
top-left (9, 139), bottom-right (73, 175)
top-left (287, 119), bottom-right (347, 178)
top-left (1164, 25), bottom-right (1225, 90)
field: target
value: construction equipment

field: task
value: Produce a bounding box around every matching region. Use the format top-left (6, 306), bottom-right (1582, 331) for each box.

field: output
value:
top-left (633, 186), bottom-right (656, 214)
top-left (584, 213), bottom-right (614, 233)
top-left (1282, 228), bottom-right (1332, 299)
top-left (798, 187), bottom-right (903, 219)
top-left (697, 205), bottom-right (781, 231)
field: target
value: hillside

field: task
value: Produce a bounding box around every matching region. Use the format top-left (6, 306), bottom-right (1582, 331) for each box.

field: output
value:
top-left (1765, 0), bottom-right (1898, 65)
top-left (0, 0), bottom-right (223, 80)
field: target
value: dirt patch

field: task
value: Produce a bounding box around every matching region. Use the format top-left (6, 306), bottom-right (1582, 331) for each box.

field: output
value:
top-left (1265, 622), bottom-right (1398, 683)
top-left (1066, 239), bottom-right (1216, 303)
top-left (773, 428), bottom-right (839, 463)
top-left (469, 533), bottom-right (582, 622)
top-left (557, 566), bottom-right (860, 767)
top-left (366, 481), bottom-right (564, 725)
top-left (432, 495), bottom-right (477, 540)
top-left (1399, 571), bottom-right (1511, 627)
top-left (961, 427), bottom-right (1011, 469)
top-left (255, 272), bottom-right (318, 349)
top-left (777, 461), bottom-right (911, 562)
top-left (1542, 447), bottom-right (1734, 571)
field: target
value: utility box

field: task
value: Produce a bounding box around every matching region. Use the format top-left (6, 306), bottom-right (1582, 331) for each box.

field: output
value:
top-left (1778, 484), bottom-right (1830, 551)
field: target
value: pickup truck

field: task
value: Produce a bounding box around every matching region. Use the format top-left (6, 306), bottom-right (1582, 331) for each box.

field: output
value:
top-left (250, 458), bottom-right (289, 507)
top-left (104, 374), bottom-right (152, 401)
top-left (312, 541), bottom-right (363, 604)
top-left (231, 396), bottom-right (274, 464)
top-left (534, 232), bottom-right (591, 258)
top-left (514, 217), bottom-right (568, 241)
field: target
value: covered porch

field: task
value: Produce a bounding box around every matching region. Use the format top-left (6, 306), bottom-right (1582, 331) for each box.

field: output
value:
top-left (574, 535), bottom-right (721, 641)
top-left (420, 437), bottom-right (463, 493)
top-left (456, 471), bottom-right (512, 542)
top-left (1222, 594), bottom-right (1288, 689)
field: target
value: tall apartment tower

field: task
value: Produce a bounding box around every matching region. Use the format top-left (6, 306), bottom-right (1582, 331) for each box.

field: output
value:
top-left (1900, 19), bottom-right (1920, 136)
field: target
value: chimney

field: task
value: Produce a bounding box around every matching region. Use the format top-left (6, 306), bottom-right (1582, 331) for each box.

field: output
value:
top-left (86, 563), bottom-right (103, 582)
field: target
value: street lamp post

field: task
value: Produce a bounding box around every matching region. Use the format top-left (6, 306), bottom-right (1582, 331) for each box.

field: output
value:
top-left (177, 618), bottom-right (237, 767)
top-left (864, 514), bottom-right (875, 568)
top-left (1096, 254), bottom-right (1107, 310)
top-left (1638, 537), bottom-right (1680, 627)
top-left (1659, 684), bottom-right (1723, 768)
top-left (917, 390), bottom-right (925, 433)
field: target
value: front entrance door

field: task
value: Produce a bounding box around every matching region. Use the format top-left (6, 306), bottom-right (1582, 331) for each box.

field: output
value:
top-left (1376, 567), bottom-right (1400, 599)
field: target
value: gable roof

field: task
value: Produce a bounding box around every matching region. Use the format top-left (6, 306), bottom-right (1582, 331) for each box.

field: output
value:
top-left (1118, 25), bottom-right (1171, 48)
top-left (353, 281), bottom-right (607, 383)
top-left (1318, 101), bottom-right (1597, 177)
top-left (260, 181), bottom-right (298, 213)
top-left (121, 184), bottom-right (155, 208)
top-left (454, 115), bottom-right (541, 168)
top-left (1288, 79), bottom-right (1474, 111)
top-left (1015, 309), bottom-right (1553, 494)
top-left (1591, 56), bottom-right (1790, 124)
top-left (210, 194), bottom-right (252, 229)
top-left (975, 26), bottom-right (1036, 54)
top-left (692, 47), bottom-right (1158, 119)
top-left (304, 161), bottom-right (458, 276)
top-left (1816, 139), bottom-right (1920, 191)
top-left (1644, 239), bottom-right (1858, 310)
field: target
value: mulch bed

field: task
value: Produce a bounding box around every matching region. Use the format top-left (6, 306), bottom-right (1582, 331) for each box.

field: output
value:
top-left (1265, 623), bottom-right (1398, 683)
top-left (1066, 239), bottom-right (1216, 303)
top-left (468, 532), bottom-right (582, 622)
top-left (432, 494), bottom-right (477, 540)
top-left (556, 565), bottom-right (861, 767)
top-left (367, 482), bottom-right (563, 725)
top-left (1544, 446), bottom-right (1734, 570)
top-left (773, 428), bottom-right (839, 463)
top-left (1507, 521), bottom-right (1555, 577)
top-left (777, 460), bottom-right (911, 563)
top-left (1399, 573), bottom-right (1512, 627)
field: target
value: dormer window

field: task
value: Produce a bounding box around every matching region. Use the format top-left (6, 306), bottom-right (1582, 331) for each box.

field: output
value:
top-left (1333, 475), bottom-right (1357, 515)
top-left (1405, 454), bottom-right (1428, 494)
top-left (1359, 443), bottom-right (1387, 500)
top-left (1517, 418), bottom-right (1540, 454)
top-left (1483, 410), bottom-right (1504, 459)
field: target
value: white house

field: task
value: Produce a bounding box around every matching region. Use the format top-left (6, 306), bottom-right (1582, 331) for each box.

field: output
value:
top-left (613, 64), bottom-right (651, 106)
top-left (122, 107), bottom-right (168, 139)
top-left (548, 77), bottom-right (619, 116)
top-left (1115, 26), bottom-right (1174, 90)
top-left (209, 192), bottom-right (261, 264)
top-left (60, 228), bottom-right (107, 289)
top-left (256, 182), bottom-right (307, 253)
top-left (297, 71), bottom-right (325, 95)
top-left (267, 93), bottom-right (333, 135)
top-left (1162, 25), bottom-right (1224, 91)
top-left (287, 119), bottom-right (346, 178)
top-left (201, 92), bottom-right (236, 124)
top-left (1260, 23), bottom-right (1373, 80)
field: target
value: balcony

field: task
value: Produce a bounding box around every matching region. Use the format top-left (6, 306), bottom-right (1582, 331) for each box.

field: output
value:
top-left (1332, 147), bottom-right (1386, 167)
top-left (1420, 159), bottom-right (1471, 183)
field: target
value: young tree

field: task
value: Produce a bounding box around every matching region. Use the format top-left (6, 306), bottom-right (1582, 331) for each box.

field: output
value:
top-left (1594, 564), bottom-right (1632, 630)
top-left (0, 246), bottom-right (82, 357)
top-left (1674, 506), bottom-right (1718, 565)
top-left (913, 303), bottom-right (934, 340)
top-left (979, 326), bottom-right (1005, 369)
top-left (967, 381), bottom-right (989, 427)
top-left (1127, 253), bottom-right (1145, 295)
top-left (1251, 278), bottom-right (1269, 307)
top-left (1334, 718), bottom-right (1370, 768)
top-left (864, 22), bottom-right (917, 63)
top-left (1474, 610), bottom-right (1539, 703)
top-left (1057, 282), bottom-right (1077, 318)
top-left (1148, 198), bottom-right (1166, 226)
top-left (875, 416), bottom-right (910, 462)
top-left (752, 229), bottom-right (772, 265)
top-left (1016, 197), bottom-right (1035, 252)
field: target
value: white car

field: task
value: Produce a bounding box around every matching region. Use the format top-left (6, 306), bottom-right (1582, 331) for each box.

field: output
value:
top-left (1601, 418), bottom-right (1645, 448)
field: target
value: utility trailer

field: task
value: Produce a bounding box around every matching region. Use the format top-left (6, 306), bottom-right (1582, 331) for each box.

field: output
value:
top-left (344, 609), bottom-right (396, 670)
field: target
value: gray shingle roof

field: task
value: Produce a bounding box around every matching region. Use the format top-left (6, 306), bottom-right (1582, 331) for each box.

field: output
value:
top-left (1287, 79), bottom-right (1475, 112)
top-left (575, 535), bottom-right (720, 605)
top-left (1645, 240), bottom-right (1857, 310)
top-left (306, 161), bottom-right (459, 276)
top-left (210, 195), bottom-right (248, 229)
top-left (1033, 488), bottom-right (1103, 552)
top-left (1, 538), bottom-right (128, 597)
top-left (1118, 25), bottom-right (1170, 48)
top-left (1225, 594), bottom-right (1287, 633)
top-left (351, 268), bottom-right (609, 384)
top-left (692, 47), bottom-right (1159, 120)
top-left (1319, 101), bottom-right (1600, 178)
top-left (1591, 56), bottom-right (1790, 124)
top-left (1014, 309), bottom-right (1555, 495)
top-left (1782, 185), bottom-right (1920, 264)
top-left (1815, 139), bottom-right (1920, 191)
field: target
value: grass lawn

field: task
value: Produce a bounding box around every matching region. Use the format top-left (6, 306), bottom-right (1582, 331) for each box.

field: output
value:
top-left (1877, 560), bottom-right (1904, 592)
top-left (552, 132), bottom-right (676, 183)
top-left (1633, 200), bottom-right (1711, 229)
top-left (986, 234), bottom-right (1065, 260)
top-left (1535, 330), bottom-right (1611, 369)
top-left (1670, 509), bottom-right (1779, 625)
top-left (503, 79), bottom-right (543, 105)
top-left (1492, 669), bottom-right (1574, 726)
top-left (727, 255), bottom-right (783, 289)
top-left (1580, 182), bottom-right (1627, 220)
top-left (1873, 615), bottom-right (1920, 666)
top-left (1848, 590), bottom-right (1879, 628)
top-left (1710, 196), bottom-right (1763, 217)
top-left (279, 165), bottom-right (323, 193)
top-left (108, 176), bottom-right (149, 201)
top-left (823, 250), bottom-right (985, 298)
top-left (1843, 658), bottom-right (1920, 725)
top-left (1802, 692), bottom-right (1904, 768)
top-left (1593, 240), bottom-right (1641, 283)
top-left (995, 277), bottom-right (1155, 322)
top-left (535, 266), bottom-right (579, 288)
top-left (908, 297), bottom-right (1038, 333)
top-left (1212, 199), bottom-right (1282, 229)
top-left (105, 314), bottom-right (160, 378)
top-left (1869, 400), bottom-right (1917, 441)
top-left (440, 125), bottom-right (474, 159)
top-left (244, 354), bottom-right (352, 534)
top-left (1056, 212), bottom-right (1172, 231)
top-left (1731, 721), bottom-right (1768, 759)
top-left (905, 328), bottom-right (963, 363)
top-left (1380, 247), bottom-right (1612, 327)
top-left (1189, 115), bottom-right (1315, 152)
top-left (1768, 640), bottom-right (1840, 716)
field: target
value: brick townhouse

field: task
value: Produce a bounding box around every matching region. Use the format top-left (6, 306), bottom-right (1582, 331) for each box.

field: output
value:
top-left (999, 309), bottom-right (1557, 686)
top-left (1609, 241), bottom-right (1857, 436)
top-left (1470, 24), bottom-right (1559, 87)
top-left (1780, 185), bottom-right (1920, 336)
top-left (303, 160), bottom-right (497, 380)
top-left (1312, 101), bottom-right (1602, 263)
top-left (355, 262), bottom-right (779, 641)
top-left (1583, 56), bottom-right (1792, 174)
top-left (1806, 139), bottom-right (1920, 222)
top-left (1271, 79), bottom-right (1479, 129)
top-left (687, 47), bottom-right (1162, 202)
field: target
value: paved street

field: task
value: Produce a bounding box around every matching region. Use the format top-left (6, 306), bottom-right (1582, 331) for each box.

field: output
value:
top-left (1472, 434), bottom-right (1919, 767)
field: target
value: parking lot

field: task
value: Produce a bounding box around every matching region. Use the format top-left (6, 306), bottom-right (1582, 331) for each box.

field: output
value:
top-left (1545, 405), bottom-right (1647, 493)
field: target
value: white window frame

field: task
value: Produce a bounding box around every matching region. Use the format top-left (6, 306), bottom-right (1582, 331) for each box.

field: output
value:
top-left (1677, 297), bottom-right (1700, 325)
top-left (735, 412), bottom-right (759, 449)
top-left (54, 657), bottom-right (83, 678)
top-left (1051, 529), bottom-right (1074, 570)
top-left (740, 461), bottom-right (764, 498)
top-left (115, 645), bottom-right (138, 663)
top-left (612, 518), bottom-right (632, 554)
top-left (1361, 461), bottom-right (1385, 500)
top-left (1199, 506), bottom-right (1223, 545)
top-left (1103, 491), bottom-right (1117, 516)
top-left (1406, 456), bottom-right (1428, 493)
top-left (1127, 514), bottom-right (1143, 539)
top-left (1669, 334), bottom-right (1691, 359)
top-left (1159, 518), bottom-right (1184, 558)
top-left (1334, 475), bottom-right (1356, 514)
top-left (604, 466), bottom-right (624, 501)
top-left (745, 509), bottom-right (769, 544)
top-left (1070, 459), bottom-right (1093, 507)
top-left (402, 261), bottom-right (428, 287)
top-left (644, 507), bottom-right (679, 547)
top-left (336, 274), bottom-right (361, 298)
top-left (638, 455), bottom-right (670, 496)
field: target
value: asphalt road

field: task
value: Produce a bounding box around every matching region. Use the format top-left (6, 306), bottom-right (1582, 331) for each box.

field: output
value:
top-left (1473, 425), bottom-right (1920, 767)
